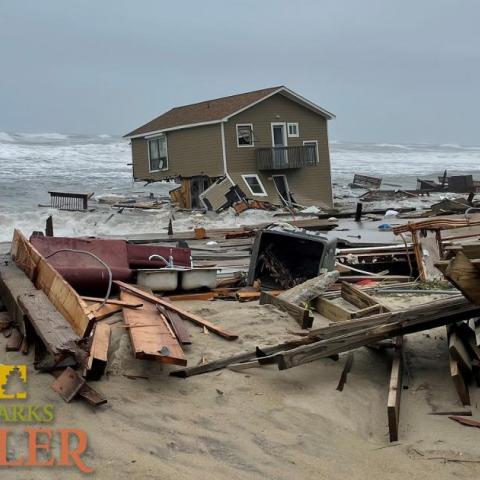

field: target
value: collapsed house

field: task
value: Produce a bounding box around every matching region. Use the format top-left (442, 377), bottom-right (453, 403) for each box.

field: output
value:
top-left (124, 86), bottom-right (335, 210)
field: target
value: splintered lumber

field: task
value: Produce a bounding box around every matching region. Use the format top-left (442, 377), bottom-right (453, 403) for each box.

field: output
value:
top-left (278, 271), bottom-right (339, 305)
top-left (449, 356), bottom-right (470, 406)
top-left (259, 291), bottom-right (313, 329)
top-left (86, 323), bottom-right (111, 380)
top-left (120, 290), bottom-right (186, 365)
top-left (10, 230), bottom-right (95, 336)
top-left (86, 303), bottom-right (122, 321)
top-left (449, 330), bottom-right (472, 373)
top-left (315, 296), bottom-right (382, 322)
top-left (436, 252), bottom-right (480, 305)
top-left (50, 369), bottom-right (107, 406)
top-left (18, 290), bottom-right (80, 356)
top-left (81, 296), bottom-right (143, 308)
top-left (115, 281), bottom-right (238, 340)
top-left (6, 328), bottom-right (23, 352)
top-left (387, 337), bottom-right (404, 442)
top-left (156, 305), bottom-right (191, 345)
top-left (273, 296), bottom-right (480, 370)
top-left (449, 416), bottom-right (480, 428)
top-left (51, 367), bottom-right (86, 402)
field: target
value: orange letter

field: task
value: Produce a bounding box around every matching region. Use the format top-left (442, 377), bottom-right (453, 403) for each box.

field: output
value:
top-left (59, 429), bottom-right (93, 474)
top-left (26, 428), bottom-right (55, 467)
top-left (0, 428), bottom-right (24, 466)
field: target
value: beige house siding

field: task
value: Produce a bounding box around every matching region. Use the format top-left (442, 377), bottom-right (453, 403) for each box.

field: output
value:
top-left (131, 124), bottom-right (224, 181)
top-left (224, 93), bottom-right (333, 207)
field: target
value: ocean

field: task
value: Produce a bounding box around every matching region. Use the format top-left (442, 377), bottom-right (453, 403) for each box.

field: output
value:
top-left (0, 132), bottom-right (479, 242)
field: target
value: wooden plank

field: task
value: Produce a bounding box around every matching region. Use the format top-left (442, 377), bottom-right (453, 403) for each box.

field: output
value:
top-left (81, 296), bottom-right (142, 308)
top-left (259, 291), bottom-right (313, 329)
top-left (449, 356), bottom-right (470, 406)
top-left (115, 281), bottom-right (238, 340)
top-left (315, 296), bottom-right (353, 321)
top-left (6, 328), bottom-right (23, 351)
top-left (341, 282), bottom-right (379, 309)
top-left (336, 352), bottom-right (354, 391)
top-left (156, 305), bottom-right (191, 345)
top-left (449, 330), bottom-right (472, 372)
top-left (86, 323), bottom-right (110, 380)
top-left (10, 230), bottom-right (95, 337)
top-left (120, 290), bottom-right (186, 365)
top-left (387, 337), bottom-right (404, 442)
top-left (18, 290), bottom-right (80, 356)
top-left (166, 292), bottom-right (216, 302)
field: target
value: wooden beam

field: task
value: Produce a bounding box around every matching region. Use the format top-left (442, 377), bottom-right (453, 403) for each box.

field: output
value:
top-left (259, 291), bottom-right (313, 329)
top-left (86, 323), bottom-right (110, 380)
top-left (449, 330), bottom-right (472, 373)
top-left (120, 290), bottom-right (186, 365)
top-left (115, 281), bottom-right (238, 340)
top-left (387, 337), bottom-right (404, 442)
top-left (18, 290), bottom-right (80, 357)
top-left (449, 356), bottom-right (470, 406)
top-left (156, 304), bottom-right (191, 345)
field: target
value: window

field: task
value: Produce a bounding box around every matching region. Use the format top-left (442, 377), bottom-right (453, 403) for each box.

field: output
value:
top-left (236, 124), bottom-right (254, 147)
top-left (148, 135), bottom-right (168, 172)
top-left (303, 140), bottom-right (319, 163)
top-left (241, 174), bottom-right (267, 196)
top-left (287, 122), bottom-right (299, 137)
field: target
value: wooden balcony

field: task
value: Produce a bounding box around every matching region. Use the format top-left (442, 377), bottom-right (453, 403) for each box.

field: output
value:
top-left (256, 145), bottom-right (317, 170)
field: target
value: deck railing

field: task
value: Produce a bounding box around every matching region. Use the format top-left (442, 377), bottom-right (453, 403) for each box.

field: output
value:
top-left (256, 145), bottom-right (317, 170)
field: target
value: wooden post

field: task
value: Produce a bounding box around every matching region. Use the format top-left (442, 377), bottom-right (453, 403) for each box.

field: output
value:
top-left (354, 202), bottom-right (363, 222)
top-left (387, 337), bottom-right (404, 442)
top-left (45, 216), bottom-right (53, 237)
top-left (168, 218), bottom-right (173, 236)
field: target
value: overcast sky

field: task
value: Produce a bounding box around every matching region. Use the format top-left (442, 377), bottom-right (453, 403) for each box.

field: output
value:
top-left (1, 0), bottom-right (479, 144)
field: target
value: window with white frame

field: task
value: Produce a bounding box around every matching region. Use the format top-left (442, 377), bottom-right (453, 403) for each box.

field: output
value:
top-left (242, 174), bottom-right (267, 196)
top-left (236, 124), bottom-right (254, 147)
top-left (148, 135), bottom-right (168, 171)
top-left (303, 140), bottom-right (319, 163)
top-left (287, 122), bottom-right (299, 137)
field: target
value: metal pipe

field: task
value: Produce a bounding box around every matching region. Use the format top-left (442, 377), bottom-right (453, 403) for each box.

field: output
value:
top-left (148, 254), bottom-right (171, 267)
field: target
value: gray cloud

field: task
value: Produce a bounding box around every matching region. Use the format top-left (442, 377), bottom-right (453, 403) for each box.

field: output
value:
top-left (1, 0), bottom-right (479, 143)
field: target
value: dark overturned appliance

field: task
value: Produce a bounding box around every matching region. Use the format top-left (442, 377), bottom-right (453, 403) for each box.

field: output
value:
top-left (247, 229), bottom-right (337, 289)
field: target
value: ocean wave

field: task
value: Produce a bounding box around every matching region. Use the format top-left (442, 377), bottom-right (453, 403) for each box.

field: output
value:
top-left (0, 132), bottom-right (14, 142)
top-left (374, 143), bottom-right (411, 150)
top-left (18, 132), bottom-right (69, 141)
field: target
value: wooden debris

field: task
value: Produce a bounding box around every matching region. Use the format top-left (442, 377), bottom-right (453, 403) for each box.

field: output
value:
top-left (51, 367), bottom-right (86, 402)
top-left (278, 271), bottom-right (339, 305)
top-left (336, 353), bottom-right (354, 391)
top-left (115, 281), bottom-right (238, 340)
top-left (120, 290), bottom-right (186, 365)
top-left (449, 330), bottom-right (472, 373)
top-left (259, 291), bottom-right (313, 329)
top-left (81, 296), bottom-right (143, 308)
top-left (387, 337), bottom-right (404, 442)
top-left (156, 304), bottom-right (191, 345)
top-left (18, 290), bottom-right (81, 357)
top-left (10, 230), bottom-right (95, 336)
top-left (449, 415), bottom-right (480, 428)
top-left (86, 302), bottom-right (123, 321)
top-left (449, 356), bottom-right (470, 406)
top-left (0, 312), bottom-right (11, 332)
top-left (86, 323), bottom-right (111, 380)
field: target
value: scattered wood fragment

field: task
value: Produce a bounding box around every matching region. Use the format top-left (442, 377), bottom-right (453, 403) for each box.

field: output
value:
top-left (51, 367), bottom-right (86, 402)
top-left (449, 415), bottom-right (480, 428)
top-left (86, 302), bottom-right (122, 321)
top-left (336, 353), bottom-right (354, 391)
top-left (115, 281), bottom-right (238, 340)
top-left (387, 337), bottom-right (404, 442)
top-left (120, 290), bottom-right (187, 365)
top-left (449, 356), bottom-right (470, 406)
top-left (86, 323), bottom-right (111, 380)
top-left (278, 271), bottom-right (339, 305)
top-left (429, 411), bottom-right (472, 416)
top-left (259, 291), bottom-right (313, 329)
top-left (156, 304), bottom-right (191, 345)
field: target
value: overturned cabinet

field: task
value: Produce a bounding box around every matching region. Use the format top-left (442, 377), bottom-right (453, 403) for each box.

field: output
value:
top-left (247, 229), bottom-right (337, 289)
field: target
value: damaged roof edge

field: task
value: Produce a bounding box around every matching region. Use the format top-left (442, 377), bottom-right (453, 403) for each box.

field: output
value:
top-left (123, 86), bottom-right (335, 139)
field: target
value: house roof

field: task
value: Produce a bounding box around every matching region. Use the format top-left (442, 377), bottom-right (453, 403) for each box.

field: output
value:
top-left (125, 86), bottom-right (335, 138)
